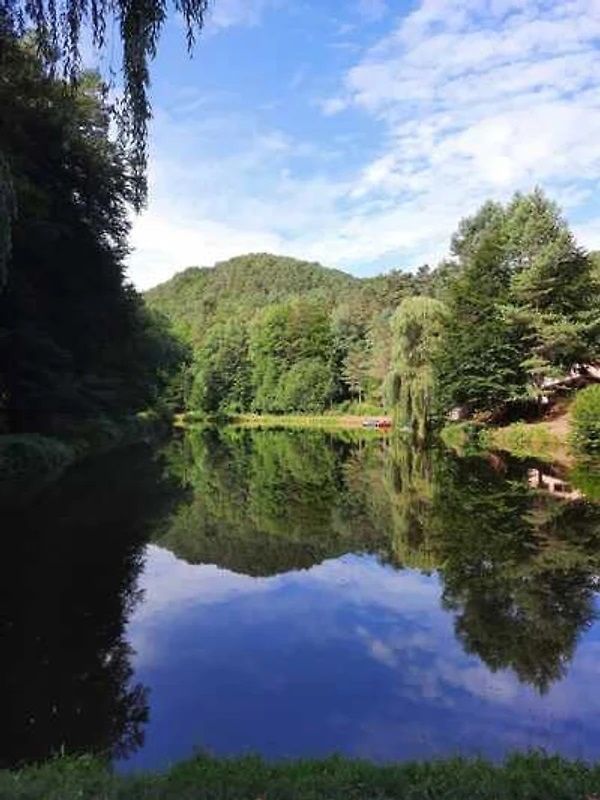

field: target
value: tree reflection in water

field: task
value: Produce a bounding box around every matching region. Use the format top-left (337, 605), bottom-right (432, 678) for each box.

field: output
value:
top-left (158, 427), bottom-right (600, 694)
top-left (0, 444), bottom-right (184, 768)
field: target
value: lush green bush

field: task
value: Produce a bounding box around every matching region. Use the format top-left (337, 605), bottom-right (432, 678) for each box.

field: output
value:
top-left (569, 459), bottom-right (600, 501)
top-left (1, 753), bottom-right (599, 800)
top-left (0, 434), bottom-right (75, 481)
top-left (440, 422), bottom-right (485, 455)
top-left (278, 358), bottom-right (334, 413)
top-left (571, 384), bottom-right (600, 455)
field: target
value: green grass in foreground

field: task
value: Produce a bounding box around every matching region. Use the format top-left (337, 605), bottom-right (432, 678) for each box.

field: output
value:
top-left (1, 753), bottom-right (599, 800)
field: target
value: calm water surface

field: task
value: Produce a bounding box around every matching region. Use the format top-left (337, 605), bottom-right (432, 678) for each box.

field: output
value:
top-left (2, 428), bottom-right (600, 770)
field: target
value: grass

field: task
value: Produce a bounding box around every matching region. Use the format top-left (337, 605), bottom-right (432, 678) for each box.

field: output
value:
top-left (177, 408), bottom-right (391, 431)
top-left (1, 753), bottom-right (599, 800)
top-left (481, 421), bottom-right (568, 463)
top-left (229, 413), bottom-right (375, 429)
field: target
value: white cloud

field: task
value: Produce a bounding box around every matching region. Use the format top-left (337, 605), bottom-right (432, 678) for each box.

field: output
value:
top-left (127, 0), bottom-right (600, 288)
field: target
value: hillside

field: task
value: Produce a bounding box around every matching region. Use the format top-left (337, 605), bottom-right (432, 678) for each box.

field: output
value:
top-left (144, 252), bottom-right (420, 344)
top-left (145, 253), bottom-right (360, 343)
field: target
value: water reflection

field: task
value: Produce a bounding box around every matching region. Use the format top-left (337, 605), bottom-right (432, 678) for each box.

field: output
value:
top-left (0, 445), bottom-right (184, 768)
top-left (156, 428), bottom-right (600, 696)
top-left (1, 429), bottom-right (599, 770)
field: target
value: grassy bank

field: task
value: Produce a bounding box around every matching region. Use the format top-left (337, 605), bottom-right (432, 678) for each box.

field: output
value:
top-left (441, 411), bottom-right (574, 465)
top-left (481, 420), bottom-right (570, 463)
top-left (177, 410), bottom-right (392, 430)
top-left (230, 413), bottom-right (391, 430)
top-left (2, 752), bottom-right (600, 800)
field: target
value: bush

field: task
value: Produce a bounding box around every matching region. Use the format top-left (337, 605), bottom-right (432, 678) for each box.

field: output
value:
top-left (571, 384), bottom-right (600, 455)
top-left (440, 422), bottom-right (484, 455)
top-left (278, 358), bottom-right (334, 413)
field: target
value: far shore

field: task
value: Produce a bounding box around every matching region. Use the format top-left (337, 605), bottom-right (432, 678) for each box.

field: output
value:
top-left (230, 413), bottom-right (393, 430)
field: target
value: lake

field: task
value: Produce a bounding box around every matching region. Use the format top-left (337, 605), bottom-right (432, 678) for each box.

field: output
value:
top-left (2, 427), bottom-right (600, 771)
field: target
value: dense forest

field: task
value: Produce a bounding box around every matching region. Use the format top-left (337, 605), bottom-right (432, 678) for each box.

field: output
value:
top-left (0, 26), bottom-right (186, 468)
top-left (147, 194), bottom-right (600, 433)
top-left (2, 24), bottom-right (599, 462)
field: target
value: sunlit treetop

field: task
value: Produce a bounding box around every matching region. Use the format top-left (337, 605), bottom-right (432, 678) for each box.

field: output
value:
top-left (0, 0), bottom-right (210, 208)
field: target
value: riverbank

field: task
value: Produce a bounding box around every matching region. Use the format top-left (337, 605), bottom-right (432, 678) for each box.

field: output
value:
top-left (231, 412), bottom-right (392, 430)
top-left (2, 752), bottom-right (599, 799)
top-left (176, 411), bottom-right (393, 430)
top-left (442, 407), bottom-right (574, 466)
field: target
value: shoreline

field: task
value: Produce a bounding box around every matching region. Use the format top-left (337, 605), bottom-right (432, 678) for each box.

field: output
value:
top-left (230, 413), bottom-right (393, 429)
top-left (176, 412), bottom-right (393, 430)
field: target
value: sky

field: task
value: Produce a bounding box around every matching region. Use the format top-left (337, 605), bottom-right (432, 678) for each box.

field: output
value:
top-left (121, 0), bottom-right (600, 289)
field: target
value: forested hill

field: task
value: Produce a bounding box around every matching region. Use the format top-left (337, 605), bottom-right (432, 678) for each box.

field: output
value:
top-left (144, 252), bottom-right (426, 345)
top-left (143, 252), bottom-right (437, 416)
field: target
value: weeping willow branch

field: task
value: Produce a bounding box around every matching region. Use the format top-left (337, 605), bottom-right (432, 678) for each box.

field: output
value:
top-left (388, 296), bottom-right (449, 442)
top-left (0, 0), bottom-right (210, 208)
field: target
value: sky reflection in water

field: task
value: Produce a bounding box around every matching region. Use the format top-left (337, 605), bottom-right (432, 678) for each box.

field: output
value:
top-left (122, 542), bottom-right (600, 771)
top-left (3, 430), bottom-right (600, 772)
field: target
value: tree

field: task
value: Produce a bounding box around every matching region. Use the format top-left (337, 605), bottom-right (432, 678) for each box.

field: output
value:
top-left (435, 230), bottom-right (528, 416)
top-left (249, 299), bottom-right (333, 413)
top-left (1, 2), bottom-right (209, 206)
top-left (278, 358), bottom-right (334, 413)
top-left (503, 191), bottom-right (599, 387)
top-left (189, 321), bottom-right (251, 414)
top-left (0, 33), bottom-right (185, 433)
top-left (342, 344), bottom-right (370, 405)
top-left (388, 296), bottom-right (448, 440)
top-left (435, 190), bottom-right (598, 416)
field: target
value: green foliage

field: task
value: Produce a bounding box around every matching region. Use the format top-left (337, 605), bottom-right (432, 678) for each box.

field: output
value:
top-left (0, 34), bottom-right (187, 437)
top-left (569, 459), bottom-right (600, 501)
top-left (278, 358), bottom-right (334, 412)
top-left (571, 384), bottom-right (600, 455)
top-left (1, 0), bottom-right (210, 208)
top-left (436, 189), bottom-right (599, 416)
top-left (146, 254), bottom-right (436, 415)
top-left (147, 191), bottom-right (598, 422)
top-left (435, 226), bottom-right (529, 414)
top-left (440, 423), bottom-right (485, 456)
top-left (249, 299), bottom-right (335, 413)
top-left (190, 321), bottom-right (251, 414)
top-left (145, 254), bottom-right (358, 346)
top-left (388, 296), bottom-right (448, 439)
top-left (482, 421), bottom-right (562, 461)
top-left (1, 752), bottom-right (600, 800)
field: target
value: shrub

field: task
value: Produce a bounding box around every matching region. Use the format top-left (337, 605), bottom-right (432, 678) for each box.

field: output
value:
top-left (571, 384), bottom-right (600, 455)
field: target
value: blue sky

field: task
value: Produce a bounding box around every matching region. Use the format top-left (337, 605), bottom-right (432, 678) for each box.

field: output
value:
top-left (121, 0), bottom-right (600, 289)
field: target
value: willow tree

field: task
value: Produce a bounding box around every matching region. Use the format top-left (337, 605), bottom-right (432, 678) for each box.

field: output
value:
top-left (388, 296), bottom-right (448, 441)
top-left (0, 0), bottom-right (210, 206)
